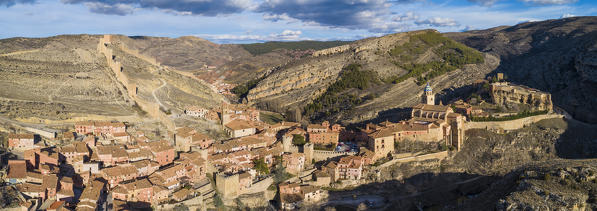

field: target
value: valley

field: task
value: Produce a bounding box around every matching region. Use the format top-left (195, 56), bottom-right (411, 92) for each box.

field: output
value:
top-left (0, 16), bottom-right (595, 211)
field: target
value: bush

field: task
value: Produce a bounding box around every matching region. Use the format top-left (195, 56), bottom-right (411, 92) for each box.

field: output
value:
top-left (253, 158), bottom-right (270, 175)
top-left (292, 134), bottom-right (306, 146)
top-left (231, 76), bottom-right (264, 98)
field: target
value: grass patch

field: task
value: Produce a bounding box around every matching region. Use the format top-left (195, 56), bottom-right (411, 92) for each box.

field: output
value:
top-left (260, 112), bottom-right (284, 124)
top-left (387, 31), bottom-right (484, 85)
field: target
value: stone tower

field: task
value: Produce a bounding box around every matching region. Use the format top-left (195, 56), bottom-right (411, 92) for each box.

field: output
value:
top-left (302, 143), bottom-right (314, 165)
top-left (424, 83), bottom-right (435, 105)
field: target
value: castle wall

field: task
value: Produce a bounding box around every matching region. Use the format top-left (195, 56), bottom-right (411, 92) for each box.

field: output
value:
top-left (311, 150), bottom-right (357, 162)
top-left (286, 145), bottom-right (356, 162)
top-left (465, 114), bottom-right (563, 132)
top-left (24, 127), bottom-right (57, 139)
top-left (97, 35), bottom-right (175, 132)
top-left (239, 177), bottom-right (273, 195)
top-left (373, 151), bottom-right (449, 170)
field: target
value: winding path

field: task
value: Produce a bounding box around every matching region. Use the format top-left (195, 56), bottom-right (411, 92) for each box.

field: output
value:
top-left (152, 78), bottom-right (167, 108)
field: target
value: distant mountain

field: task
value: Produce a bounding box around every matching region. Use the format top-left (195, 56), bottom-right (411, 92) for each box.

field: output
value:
top-left (240, 40), bottom-right (352, 55)
top-left (446, 16), bottom-right (597, 123)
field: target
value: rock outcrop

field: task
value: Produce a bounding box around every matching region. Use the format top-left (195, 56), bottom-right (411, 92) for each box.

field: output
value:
top-left (246, 30), bottom-right (498, 124)
top-left (446, 16), bottom-right (597, 123)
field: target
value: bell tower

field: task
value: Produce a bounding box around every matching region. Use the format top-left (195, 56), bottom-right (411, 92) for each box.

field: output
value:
top-left (424, 83), bottom-right (435, 105)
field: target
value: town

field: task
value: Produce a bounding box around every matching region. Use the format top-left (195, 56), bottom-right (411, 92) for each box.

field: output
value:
top-left (1, 76), bottom-right (561, 211)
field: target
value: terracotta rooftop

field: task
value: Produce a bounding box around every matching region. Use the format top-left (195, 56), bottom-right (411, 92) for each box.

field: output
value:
top-left (8, 133), bottom-right (34, 139)
top-left (412, 104), bottom-right (452, 112)
top-left (7, 160), bottom-right (26, 179)
top-left (224, 119), bottom-right (255, 131)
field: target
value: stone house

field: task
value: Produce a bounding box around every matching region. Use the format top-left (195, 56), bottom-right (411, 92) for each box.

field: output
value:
top-left (335, 156), bottom-right (364, 181)
top-left (306, 121), bottom-right (341, 145)
top-left (184, 106), bottom-right (209, 118)
top-left (75, 121), bottom-right (126, 136)
top-left (282, 152), bottom-right (305, 174)
top-left (7, 160), bottom-right (27, 184)
top-left (148, 140), bottom-right (175, 166)
top-left (8, 133), bottom-right (36, 150)
top-left (224, 119), bottom-right (257, 138)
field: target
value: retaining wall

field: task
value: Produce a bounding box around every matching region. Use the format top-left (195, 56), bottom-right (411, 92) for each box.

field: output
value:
top-left (374, 151), bottom-right (448, 170)
top-left (312, 150), bottom-right (357, 162)
top-left (465, 114), bottom-right (563, 132)
top-left (241, 177), bottom-right (273, 195)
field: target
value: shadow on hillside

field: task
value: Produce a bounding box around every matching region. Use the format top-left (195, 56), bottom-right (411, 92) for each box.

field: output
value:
top-left (321, 172), bottom-right (500, 211)
top-left (553, 118), bottom-right (597, 159)
top-left (346, 107), bottom-right (412, 130)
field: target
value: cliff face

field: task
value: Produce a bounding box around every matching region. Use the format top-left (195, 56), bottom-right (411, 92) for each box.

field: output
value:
top-left (446, 16), bottom-right (597, 123)
top-left (246, 30), bottom-right (497, 124)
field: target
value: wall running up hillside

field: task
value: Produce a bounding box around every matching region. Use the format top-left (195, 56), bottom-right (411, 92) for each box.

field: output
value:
top-left (97, 35), bottom-right (176, 132)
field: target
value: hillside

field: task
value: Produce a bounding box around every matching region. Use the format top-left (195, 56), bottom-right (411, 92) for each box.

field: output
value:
top-left (118, 37), bottom-right (351, 84)
top-left (446, 16), bottom-right (597, 124)
top-left (0, 34), bottom-right (224, 127)
top-left (246, 30), bottom-right (494, 124)
top-left (240, 40), bottom-right (351, 55)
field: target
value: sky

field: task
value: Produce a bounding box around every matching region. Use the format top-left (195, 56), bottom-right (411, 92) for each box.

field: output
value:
top-left (0, 0), bottom-right (595, 43)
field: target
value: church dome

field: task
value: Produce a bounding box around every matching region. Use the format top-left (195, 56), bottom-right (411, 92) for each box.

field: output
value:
top-left (424, 82), bottom-right (432, 92)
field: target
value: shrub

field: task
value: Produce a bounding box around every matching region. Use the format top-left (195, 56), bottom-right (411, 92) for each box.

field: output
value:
top-left (292, 134), bottom-right (306, 146)
top-left (304, 64), bottom-right (380, 118)
top-left (231, 76), bottom-right (264, 98)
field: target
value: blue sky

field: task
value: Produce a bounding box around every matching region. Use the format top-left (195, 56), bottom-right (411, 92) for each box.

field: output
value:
top-left (0, 0), bottom-right (594, 43)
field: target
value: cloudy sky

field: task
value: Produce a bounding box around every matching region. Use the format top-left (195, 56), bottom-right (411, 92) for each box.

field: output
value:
top-left (0, 0), bottom-right (594, 43)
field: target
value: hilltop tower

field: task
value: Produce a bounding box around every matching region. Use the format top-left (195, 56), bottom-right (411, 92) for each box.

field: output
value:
top-left (424, 83), bottom-right (435, 105)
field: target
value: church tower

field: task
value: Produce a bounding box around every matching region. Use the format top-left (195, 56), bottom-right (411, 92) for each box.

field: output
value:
top-left (424, 83), bottom-right (435, 105)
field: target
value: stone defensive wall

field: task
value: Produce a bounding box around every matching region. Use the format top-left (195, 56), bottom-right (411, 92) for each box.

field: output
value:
top-left (97, 35), bottom-right (175, 132)
top-left (465, 114), bottom-right (564, 132)
top-left (312, 45), bottom-right (351, 57)
top-left (312, 150), bottom-right (357, 162)
top-left (24, 127), bottom-right (57, 139)
top-left (374, 151), bottom-right (449, 170)
top-left (241, 176), bottom-right (273, 195)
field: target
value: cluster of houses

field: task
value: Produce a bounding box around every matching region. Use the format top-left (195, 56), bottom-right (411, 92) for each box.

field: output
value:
top-left (3, 84), bottom-right (470, 210)
top-left (5, 121), bottom-right (209, 210)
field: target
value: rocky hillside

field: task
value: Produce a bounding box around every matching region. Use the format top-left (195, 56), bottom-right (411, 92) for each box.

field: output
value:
top-left (0, 34), bottom-right (225, 123)
top-left (118, 37), bottom-right (349, 84)
top-left (0, 35), bottom-right (135, 120)
top-left (446, 16), bottom-right (597, 124)
top-left (246, 30), bottom-right (495, 124)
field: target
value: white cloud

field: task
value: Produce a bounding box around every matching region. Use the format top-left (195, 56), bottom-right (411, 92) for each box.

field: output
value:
top-left (84, 2), bottom-right (134, 16)
top-left (521, 0), bottom-right (577, 5)
top-left (560, 13), bottom-right (575, 18)
top-left (415, 17), bottom-right (459, 27)
top-left (197, 30), bottom-right (307, 43)
top-left (392, 11), bottom-right (419, 22)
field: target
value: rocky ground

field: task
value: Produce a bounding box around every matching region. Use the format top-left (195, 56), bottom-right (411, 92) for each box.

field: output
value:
top-left (447, 16), bottom-right (597, 124)
top-left (320, 118), bottom-right (597, 211)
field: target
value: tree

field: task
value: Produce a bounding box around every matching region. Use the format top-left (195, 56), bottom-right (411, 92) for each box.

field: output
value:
top-left (253, 158), bottom-right (270, 175)
top-left (292, 134), bottom-right (306, 146)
